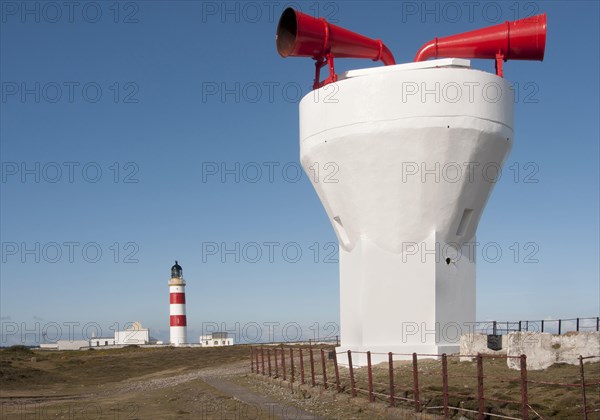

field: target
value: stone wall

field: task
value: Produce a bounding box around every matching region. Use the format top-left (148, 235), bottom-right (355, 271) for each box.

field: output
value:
top-left (460, 332), bottom-right (599, 370)
top-left (459, 333), bottom-right (507, 361)
top-left (506, 332), bottom-right (600, 370)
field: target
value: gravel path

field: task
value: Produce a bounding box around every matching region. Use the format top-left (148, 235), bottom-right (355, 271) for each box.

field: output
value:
top-left (1, 360), bottom-right (323, 419)
top-left (101, 360), bottom-right (322, 419)
top-left (203, 375), bottom-right (322, 420)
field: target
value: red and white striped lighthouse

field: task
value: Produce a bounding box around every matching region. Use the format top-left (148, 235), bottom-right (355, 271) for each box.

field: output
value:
top-left (169, 260), bottom-right (187, 346)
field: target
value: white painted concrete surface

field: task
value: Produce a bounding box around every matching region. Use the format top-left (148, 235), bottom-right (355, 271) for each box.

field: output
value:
top-left (56, 340), bottom-right (89, 351)
top-left (115, 329), bottom-right (149, 345)
top-left (459, 333), bottom-right (507, 361)
top-left (90, 337), bottom-right (116, 347)
top-left (459, 332), bottom-right (600, 370)
top-left (199, 334), bottom-right (234, 347)
top-left (300, 59), bottom-right (514, 365)
top-left (506, 332), bottom-right (600, 370)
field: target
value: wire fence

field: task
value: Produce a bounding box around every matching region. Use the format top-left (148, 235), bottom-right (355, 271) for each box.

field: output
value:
top-left (250, 345), bottom-right (600, 420)
top-left (474, 317), bottom-right (600, 336)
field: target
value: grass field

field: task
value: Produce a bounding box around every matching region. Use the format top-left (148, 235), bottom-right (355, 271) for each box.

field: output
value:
top-left (1, 344), bottom-right (247, 389)
top-left (0, 344), bottom-right (268, 419)
top-left (340, 355), bottom-right (600, 418)
top-left (248, 345), bottom-right (600, 419)
top-left (1, 344), bottom-right (598, 419)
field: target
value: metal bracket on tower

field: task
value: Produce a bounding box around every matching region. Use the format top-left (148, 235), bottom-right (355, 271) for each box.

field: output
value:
top-left (495, 52), bottom-right (505, 78)
top-left (313, 54), bottom-right (338, 90)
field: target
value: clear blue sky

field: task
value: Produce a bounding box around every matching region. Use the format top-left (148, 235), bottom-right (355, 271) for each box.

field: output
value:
top-left (1, 1), bottom-right (598, 345)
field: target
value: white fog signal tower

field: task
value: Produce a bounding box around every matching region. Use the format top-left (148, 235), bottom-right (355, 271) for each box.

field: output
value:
top-left (169, 260), bottom-right (187, 346)
top-left (276, 8), bottom-right (546, 364)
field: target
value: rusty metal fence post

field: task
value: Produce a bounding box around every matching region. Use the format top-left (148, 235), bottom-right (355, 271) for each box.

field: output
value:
top-left (412, 353), bottom-right (421, 412)
top-left (261, 347), bottom-right (265, 375)
top-left (321, 349), bottom-right (328, 389)
top-left (333, 351), bottom-right (341, 392)
top-left (477, 354), bottom-right (484, 420)
top-left (580, 355), bottom-right (588, 420)
top-left (267, 349), bottom-right (272, 377)
top-left (348, 350), bottom-right (357, 397)
top-left (310, 348), bottom-right (316, 386)
top-left (274, 348), bottom-right (279, 377)
top-left (388, 352), bottom-right (395, 406)
top-left (290, 348), bottom-right (295, 384)
top-left (281, 345), bottom-right (286, 381)
top-left (367, 351), bottom-right (374, 402)
top-left (255, 349), bottom-right (260, 375)
top-left (250, 347), bottom-right (254, 373)
top-left (442, 354), bottom-right (449, 418)
top-left (520, 354), bottom-right (528, 420)
top-left (299, 348), bottom-right (305, 384)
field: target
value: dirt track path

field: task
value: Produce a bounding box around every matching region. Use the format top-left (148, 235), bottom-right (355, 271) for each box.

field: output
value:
top-left (116, 362), bottom-right (322, 419)
top-left (0, 361), bottom-right (321, 420)
top-left (202, 375), bottom-right (323, 420)
top-left (1, 360), bottom-right (322, 419)
top-left (197, 363), bottom-right (322, 419)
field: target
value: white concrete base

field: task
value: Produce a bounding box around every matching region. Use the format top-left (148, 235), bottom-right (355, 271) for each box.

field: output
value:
top-left (337, 235), bottom-right (476, 366)
top-left (170, 326), bottom-right (187, 346)
top-left (336, 344), bottom-right (459, 366)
